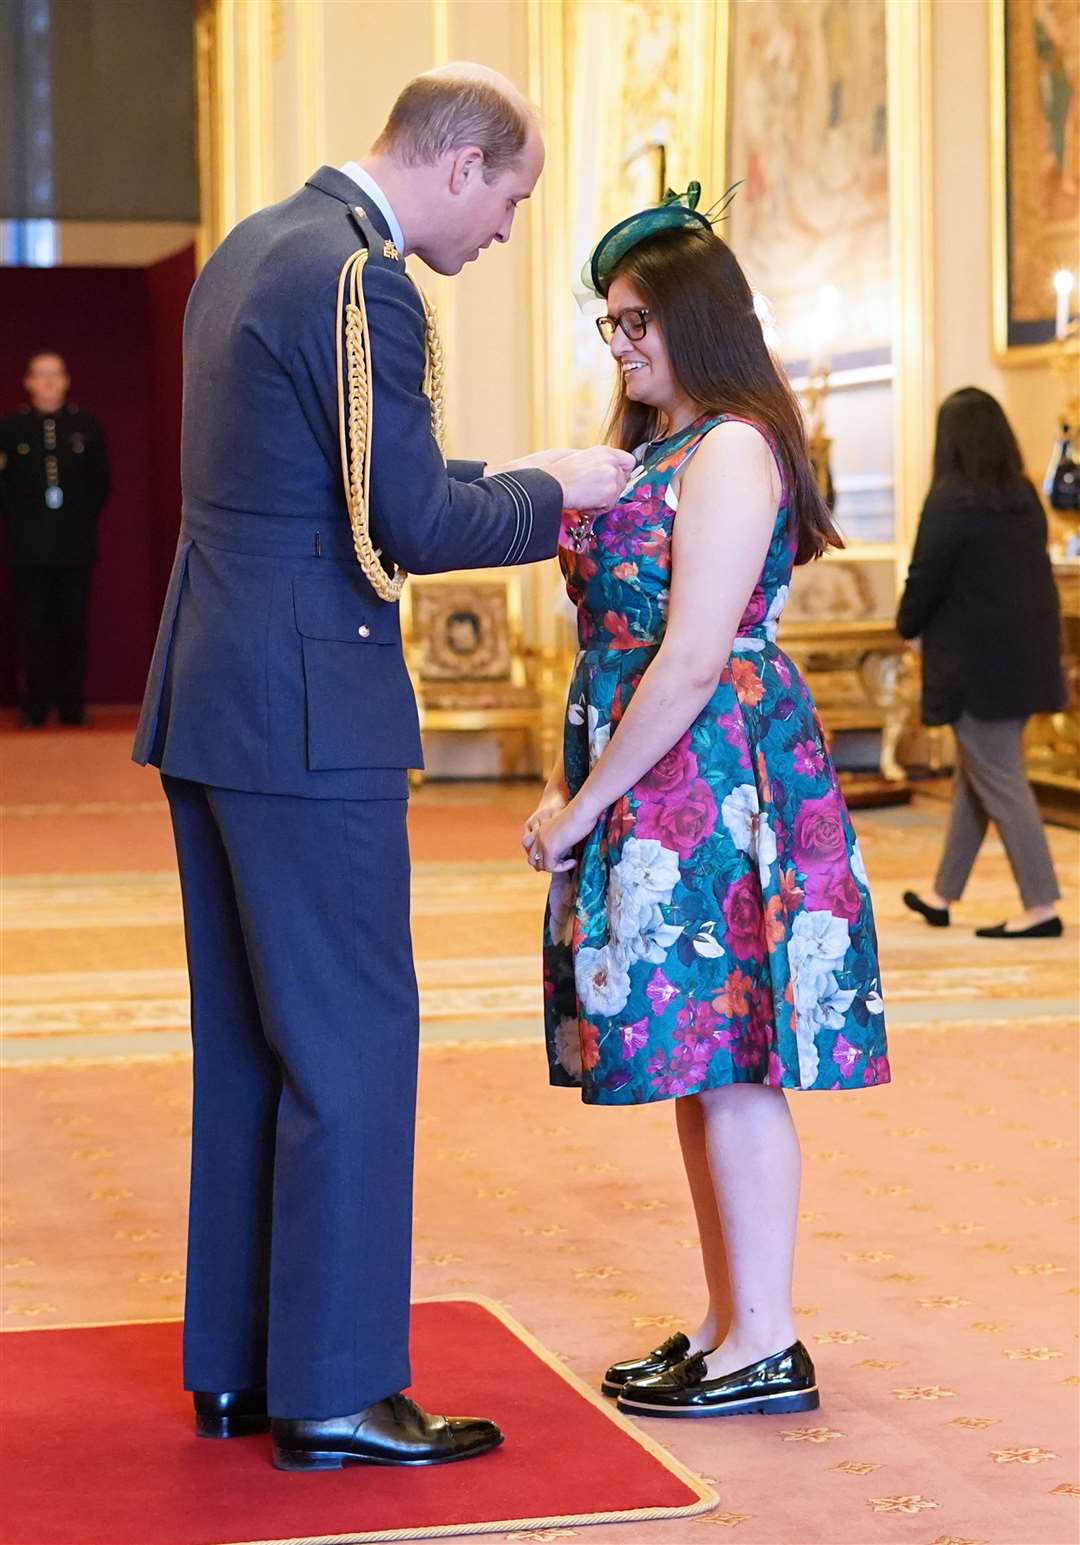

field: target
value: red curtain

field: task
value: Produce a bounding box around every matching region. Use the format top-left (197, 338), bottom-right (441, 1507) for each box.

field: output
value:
top-left (0, 246), bottom-right (194, 705)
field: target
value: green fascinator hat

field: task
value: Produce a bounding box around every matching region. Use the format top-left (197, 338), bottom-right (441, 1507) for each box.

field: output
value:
top-left (583, 180), bottom-right (742, 299)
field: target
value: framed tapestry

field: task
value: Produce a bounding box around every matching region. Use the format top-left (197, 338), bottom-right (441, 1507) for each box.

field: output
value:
top-left (529, 0), bottom-right (934, 607)
top-left (991, 0), bottom-right (1080, 363)
top-left (721, 0), bottom-right (935, 582)
top-left (724, 0), bottom-right (892, 375)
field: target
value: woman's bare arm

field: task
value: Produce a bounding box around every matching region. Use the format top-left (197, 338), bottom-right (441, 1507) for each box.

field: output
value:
top-left (532, 421), bottom-right (779, 868)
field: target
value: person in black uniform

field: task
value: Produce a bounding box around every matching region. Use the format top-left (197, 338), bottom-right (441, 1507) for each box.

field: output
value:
top-left (0, 351), bottom-right (110, 725)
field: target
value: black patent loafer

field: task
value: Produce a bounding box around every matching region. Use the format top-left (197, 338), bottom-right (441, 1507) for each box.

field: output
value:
top-left (616, 1340), bottom-right (819, 1418)
top-left (975, 916), bottom-right (1063, 939)
top-left (271, 1392), bottom-right (503, 1472)
top-left (902, 890), bottom-right (950, 928)
top-left (193, 1387), bottom-right (269, 1438)
top-left (601, 1331), bottom-right (699, 1396)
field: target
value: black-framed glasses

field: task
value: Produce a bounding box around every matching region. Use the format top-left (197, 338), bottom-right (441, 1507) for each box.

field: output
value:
top-left (596, 307), bottom-right (651, 345)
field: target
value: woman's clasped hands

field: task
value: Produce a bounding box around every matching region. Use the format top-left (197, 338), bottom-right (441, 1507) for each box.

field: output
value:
top-left (521, 783), bottom-right (597, 875)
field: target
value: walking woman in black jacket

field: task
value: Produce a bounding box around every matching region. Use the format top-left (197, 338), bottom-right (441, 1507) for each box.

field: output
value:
top-left (896, 387), bottom-right (1065, 939)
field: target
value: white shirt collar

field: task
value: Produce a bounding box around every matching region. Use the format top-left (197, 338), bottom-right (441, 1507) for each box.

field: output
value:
top-left (339, 162), bottom-right (406, 255)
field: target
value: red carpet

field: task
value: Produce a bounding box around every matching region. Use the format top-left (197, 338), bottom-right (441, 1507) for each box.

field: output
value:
top-left (1, 1298), bottom-right (715, 1545)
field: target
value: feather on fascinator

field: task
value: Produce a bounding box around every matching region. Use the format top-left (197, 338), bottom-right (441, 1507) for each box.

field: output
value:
top-left (581, 180), bottom-right (742, 299)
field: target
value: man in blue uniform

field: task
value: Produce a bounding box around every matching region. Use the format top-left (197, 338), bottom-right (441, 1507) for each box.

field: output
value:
top-left (0, 352), bottom-right (110, 726)
top-left (133, 63), bottom-right (632, 1471)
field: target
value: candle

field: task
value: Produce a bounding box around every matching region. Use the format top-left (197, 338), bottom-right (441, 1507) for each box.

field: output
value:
top-left (752, 292), bottom-right (781, 355)
top-left (1053, 269), bottom-right (1074, 340)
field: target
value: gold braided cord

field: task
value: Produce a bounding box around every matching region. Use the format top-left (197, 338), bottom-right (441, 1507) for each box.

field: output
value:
top-left (415, 283), bottom-right (447, 454)
top-left (335, 246), bottom-right (407, 602)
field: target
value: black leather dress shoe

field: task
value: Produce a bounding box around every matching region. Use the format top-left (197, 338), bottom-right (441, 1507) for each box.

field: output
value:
top-left (616, 1341), bottom-right (819, 1418)
top-left (271, 1392), bottom-right (503, 1472)
top-left (975, 917), bottom-right (1063, 939)
top-left (193, 1388), bottom-right (269, 1438)
top-left (902, 890), bottom-right (950, 927)
top-left (602, 1331), bottom-right (702, 1396)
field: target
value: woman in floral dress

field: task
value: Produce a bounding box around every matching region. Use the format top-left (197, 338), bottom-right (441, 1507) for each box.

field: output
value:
top-left (522, 191), bottom-right (890, 1420)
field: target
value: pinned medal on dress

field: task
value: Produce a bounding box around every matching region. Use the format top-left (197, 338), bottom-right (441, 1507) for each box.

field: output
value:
top-left (565, 512), bottom-right (597, 552)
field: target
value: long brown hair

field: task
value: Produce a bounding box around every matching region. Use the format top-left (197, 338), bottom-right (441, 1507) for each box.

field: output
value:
top-left (931, 387), bottom-right (1029, 507)
top-left (602, 226), bottom-right (841, 564)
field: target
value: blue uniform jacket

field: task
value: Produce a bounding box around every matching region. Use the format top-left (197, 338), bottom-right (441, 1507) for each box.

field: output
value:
top-left (133, 165), bottom-right (562, 798)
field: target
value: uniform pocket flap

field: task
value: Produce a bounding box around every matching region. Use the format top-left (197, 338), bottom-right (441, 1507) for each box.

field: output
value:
top-left (293, 575), bottom-right (400, 643)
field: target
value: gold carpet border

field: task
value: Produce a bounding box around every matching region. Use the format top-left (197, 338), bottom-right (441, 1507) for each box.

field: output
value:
top-left (3, 1296), bottom-right (718, 1542)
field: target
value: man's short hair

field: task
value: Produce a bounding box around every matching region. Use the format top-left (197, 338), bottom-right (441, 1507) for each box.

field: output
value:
top-left (25, 351), bottom-right (67, 374)
top-left (373, 75), bottom-right (531, 180)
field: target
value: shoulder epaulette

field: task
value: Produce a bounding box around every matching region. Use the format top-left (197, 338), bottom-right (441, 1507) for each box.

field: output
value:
top-left (347, 203), bottom-right (406, 273)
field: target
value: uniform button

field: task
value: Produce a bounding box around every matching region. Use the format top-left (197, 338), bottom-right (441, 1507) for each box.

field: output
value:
top-left (358, 624), bottom-right (371, 638)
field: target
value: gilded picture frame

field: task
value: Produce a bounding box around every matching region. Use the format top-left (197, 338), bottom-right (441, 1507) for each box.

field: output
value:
top-left (991, 0), bottom-right (1080, 365)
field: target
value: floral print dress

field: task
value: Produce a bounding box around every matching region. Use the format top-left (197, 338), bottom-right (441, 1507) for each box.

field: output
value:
top-left (543, 413), bottom-right (890, 1105)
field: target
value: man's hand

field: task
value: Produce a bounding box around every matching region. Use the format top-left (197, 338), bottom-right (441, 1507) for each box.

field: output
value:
top-left (549, 446), bottom-right (636, 512)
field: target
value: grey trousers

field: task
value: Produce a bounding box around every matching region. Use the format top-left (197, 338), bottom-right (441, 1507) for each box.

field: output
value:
top-left (935, 712), bottom-right (1060, 909)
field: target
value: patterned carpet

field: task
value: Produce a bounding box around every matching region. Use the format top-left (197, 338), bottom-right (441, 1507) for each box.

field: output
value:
top-left (2, 714), bottom-right (1078, 1544)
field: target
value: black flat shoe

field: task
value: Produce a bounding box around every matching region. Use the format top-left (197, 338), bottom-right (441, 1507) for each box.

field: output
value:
top-left (271, 1392), bottom-right (503, 1472)
top-left (616, 1341), bottom-right (819, 1418)
top-left (601, 1331), bottom-right (703, 1396)
top-left (975, 917), bottom-right (1063, 939)
top-left (193, 1387), bottom-right (269, 1438)
top-left (902, 890), bottom-right (950, 927)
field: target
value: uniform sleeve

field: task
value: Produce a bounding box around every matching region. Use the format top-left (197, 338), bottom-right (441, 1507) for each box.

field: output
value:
top-left (84, 415), bottom-right (111, 519)
top-left (447, 459), bottom-right (486, 483)
top-left (895, 490), bottom-right (970, 639)
top-left (288, 262), bottom-right (562, 574)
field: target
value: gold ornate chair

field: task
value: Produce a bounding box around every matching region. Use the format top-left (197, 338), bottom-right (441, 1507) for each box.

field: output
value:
top-left (399, 574), bottom-right (544, 780)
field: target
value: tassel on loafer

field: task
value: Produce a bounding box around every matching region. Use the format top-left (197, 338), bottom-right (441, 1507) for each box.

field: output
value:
top-left (616, 1341), bottom-right (819, 1418)
top-left (601, 1331), bottom-right (701, 1396)
top-left (193, 1387), bottom-right (270, 1438)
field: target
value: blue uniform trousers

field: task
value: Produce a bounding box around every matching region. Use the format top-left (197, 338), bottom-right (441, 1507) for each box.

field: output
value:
top-left (163, 775), bottom-right (419, 1418)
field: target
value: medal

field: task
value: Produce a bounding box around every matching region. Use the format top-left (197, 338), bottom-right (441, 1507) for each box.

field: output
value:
top-left (566, 514), bottom-right (597, 551)
top-left (43, 421), bottom-right (63, 509)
